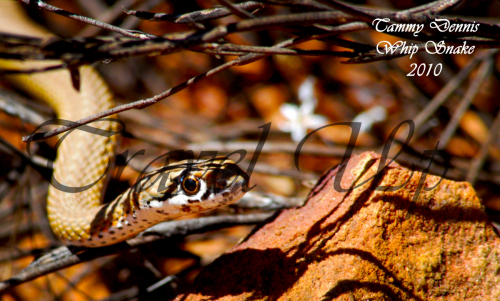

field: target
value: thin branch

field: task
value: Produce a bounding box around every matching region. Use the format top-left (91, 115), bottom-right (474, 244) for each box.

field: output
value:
top-left (467, 109), bottom-right (500, 185)
top-left (4, 0), bottom-right (499, 68)
top-left (259, 0), bottom-right (332, 11)
top-left (401, 0), bottom-right (463, 14)
top-left (237, 192), bottom-right (305, 210)
top-left (201, 43), bottom-right (357, 57)
top-left (78, 0), bottom-right (139, 37)
top-left (216, 0), bottom-right (256, 19)
top-left (144, 212), bottom-right (274, 236)
top-left (21, 32), bottom-right (343, 142)
top-left (316, 0), bottom-right (464, 23)
top-left (344, 43), bottom-right (427, 64)
top-left (1, 11), bottom-right (357, 65)
top-left (7, 2), bottom-right (499, 69)
top-left (17, 0), bottom-right (155, 38)
top-left (439, 55), bottom-right (493, 148)
top-left (125, 1), bottom-right (264, 23)
top-left (185, 140), bottom-right (361, 158)
top-left (411, 50), bottom-right (495, 140)
top-left (0, 213), bottom-right (273, 294)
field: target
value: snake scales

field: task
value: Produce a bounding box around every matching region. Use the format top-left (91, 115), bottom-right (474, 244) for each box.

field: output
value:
top-left (0, 2), bottom-right (249, 247)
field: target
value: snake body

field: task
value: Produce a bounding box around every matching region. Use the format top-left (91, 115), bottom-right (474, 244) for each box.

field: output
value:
top-left (0, 2), bottom-right (249, 247)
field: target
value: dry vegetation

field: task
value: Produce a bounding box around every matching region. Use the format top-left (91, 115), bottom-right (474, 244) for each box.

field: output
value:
top-left (0, 0), bottom-right (500, 300)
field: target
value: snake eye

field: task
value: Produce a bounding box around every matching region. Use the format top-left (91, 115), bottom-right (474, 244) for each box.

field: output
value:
top-left (182, 176), bottom-right (200, 195)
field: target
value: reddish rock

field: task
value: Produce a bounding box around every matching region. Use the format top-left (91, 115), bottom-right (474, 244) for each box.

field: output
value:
top-left (176, 152), bottom-right (500, 300)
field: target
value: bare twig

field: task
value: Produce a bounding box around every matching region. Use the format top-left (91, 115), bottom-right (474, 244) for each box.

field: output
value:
top-left (17, 0), bottom-right (155, 38)
top-left (185, 140), bottom-right (360, 158)
top-left (466, 109), bottom-right (500, 185)
top-left (345, 43), bottom-right (427, 64)
top-left (237, 192), bottom-right (305, 210)
top-left (316, 0), bottom-right (464, 23)
top-left (1, 10), bottom-right (357, 64)
top-left (21, 32), bottom-right (344, 142)
top-left (126, 1), bottom-right (264, 23)
top-left (216, 0), bottom-right (256, 19)
top-left (201, 43), bottom-right (356, 57)
top-left (402, 0), bottom-right (463, 14)
top-left (439, 55), bottom-right (493, 148)
top-left (0, 213), bottom-right (273, 294)
top-left (7, 0), bottom-right (499, 72)
top-left (411, 50), bottom-right (496, 140)
top-left (78, 0), bottom-right (138, 37)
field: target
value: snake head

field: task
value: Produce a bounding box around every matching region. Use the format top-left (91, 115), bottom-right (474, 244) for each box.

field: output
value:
top-left (141, 158), bottom-right (249, 214)
top-left (176, 158), bottom-right (249, 206)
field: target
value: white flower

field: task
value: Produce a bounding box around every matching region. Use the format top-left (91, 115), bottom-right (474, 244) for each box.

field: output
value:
top-left (298, 76), bottom-right (317, 109)
top-left (352, 105), bottom-right (387, 133)
top-left (278, 77), bottom-right (328, 142)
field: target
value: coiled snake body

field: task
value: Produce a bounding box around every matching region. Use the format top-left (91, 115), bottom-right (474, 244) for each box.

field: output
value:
top-left (0, 2), bottom-right (249, 247)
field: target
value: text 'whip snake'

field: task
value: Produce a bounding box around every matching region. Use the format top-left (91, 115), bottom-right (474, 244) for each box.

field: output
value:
top-left (0, 2), bottom-right (249, 247)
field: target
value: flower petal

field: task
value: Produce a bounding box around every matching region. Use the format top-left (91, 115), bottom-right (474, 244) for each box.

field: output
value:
top-left (305, 114), bottom-right (328, 128)
top-left (280, 103), bottom-right (300, 120)
top-left (298, 76), bottom-right (317, 107)
top-left (291, 125), bottom-right (307, 142)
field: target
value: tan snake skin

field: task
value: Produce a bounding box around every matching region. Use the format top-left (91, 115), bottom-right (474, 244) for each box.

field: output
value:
top-left (0, 2), bottom-right (249, 247)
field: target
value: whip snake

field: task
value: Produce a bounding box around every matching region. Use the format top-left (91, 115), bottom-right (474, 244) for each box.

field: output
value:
top-left (0, 2), bottom-right (249, 247)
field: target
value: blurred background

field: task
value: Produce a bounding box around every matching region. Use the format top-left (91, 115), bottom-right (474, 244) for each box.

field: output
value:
top-left (1, 0), bottom-right (500, 300)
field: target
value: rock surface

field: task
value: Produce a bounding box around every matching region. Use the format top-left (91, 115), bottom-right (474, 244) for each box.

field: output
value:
top-left (175, 152), bottom-right (500, 300)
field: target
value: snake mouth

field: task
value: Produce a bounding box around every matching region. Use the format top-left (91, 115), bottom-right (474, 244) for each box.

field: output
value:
top-left (194, 162), bottom-right (249, 203)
